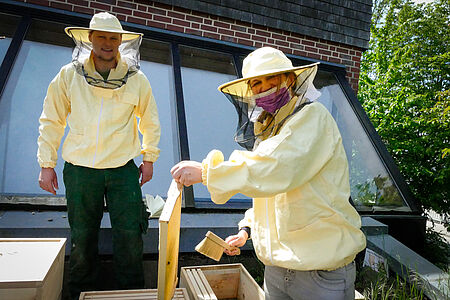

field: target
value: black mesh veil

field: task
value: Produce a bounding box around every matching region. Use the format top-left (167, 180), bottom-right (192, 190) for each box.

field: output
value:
top-left (220, 65), bottom-right (320, 150)
top-left (68, 31), bottom-right (142, 89)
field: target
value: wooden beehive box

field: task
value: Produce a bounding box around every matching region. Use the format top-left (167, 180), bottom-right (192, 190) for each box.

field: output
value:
top-left (0, 238), bottom-right (66, 300)
top-left (79, 288), bottom-right (190, 299)
top-left (180, 263), bottom-right (265, 300)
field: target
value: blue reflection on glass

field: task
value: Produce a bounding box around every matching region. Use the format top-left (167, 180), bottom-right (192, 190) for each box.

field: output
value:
top-left (181, 65), bottom-right (251, 202)
top-left (0, 41), bottom-right (71, 195)
top-left (0, 37), bottom-right (12, 64)
top-left (136, 59), bottom-right (176, 198)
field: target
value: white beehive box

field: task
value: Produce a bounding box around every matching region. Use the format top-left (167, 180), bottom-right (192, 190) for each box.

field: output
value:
top-left (0, 238), bottom-right (66, 300)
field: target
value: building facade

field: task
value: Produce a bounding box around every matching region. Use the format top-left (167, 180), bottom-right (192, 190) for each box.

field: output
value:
top-left (0, 0), bottom-right (425, 251)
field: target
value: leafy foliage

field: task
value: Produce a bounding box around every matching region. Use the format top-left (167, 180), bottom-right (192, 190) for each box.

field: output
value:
top-left (356, 266), bottom-right (425, 300)
top-left (358, 0), bottom-right (450, 222)
top-left (422, 228), bottom-right (450, 271)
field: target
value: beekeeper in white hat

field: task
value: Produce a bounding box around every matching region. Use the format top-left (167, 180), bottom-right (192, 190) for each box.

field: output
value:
top-left (37, 12), bottom-right (161, 299)
top-left (171, 47), bottom-right (366, 300)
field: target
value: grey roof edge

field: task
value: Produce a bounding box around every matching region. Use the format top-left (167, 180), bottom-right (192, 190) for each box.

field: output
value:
top-left (245, 0), bottom-right (372, 25)
top-left (153, 0), bottom-right (370, 49)
top-left (0, 213), bottom-right (393, 257)
top-left (368, 234), bottom-right (449, 299)
top-left (232, 2), bottom-right (370, 39)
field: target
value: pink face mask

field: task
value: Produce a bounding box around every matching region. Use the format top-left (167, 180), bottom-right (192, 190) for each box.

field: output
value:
top-left (253, 84), bottom-right (291, 114)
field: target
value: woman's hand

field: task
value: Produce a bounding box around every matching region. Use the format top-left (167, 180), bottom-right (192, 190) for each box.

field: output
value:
top-left (224, 230), bottom-right (248, 256)
top-left (170, 160), bottom-right (202, 187)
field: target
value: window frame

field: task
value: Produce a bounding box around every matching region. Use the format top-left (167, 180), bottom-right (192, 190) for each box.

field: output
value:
top-left (0, 2), bottom-right (422, 216)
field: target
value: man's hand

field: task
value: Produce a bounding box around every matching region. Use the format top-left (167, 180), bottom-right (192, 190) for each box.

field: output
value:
top-left (224, 230), bottom-right (248, 256)
top-left (39, 168), bottom-right (58, 195)
top-left (139, 161), bottom-right (154, 186)
top-left (170, 161), bottom-right (202, 187)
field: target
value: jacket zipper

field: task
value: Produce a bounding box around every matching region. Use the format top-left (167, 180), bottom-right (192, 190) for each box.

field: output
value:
top-left (92, 97), bottom-right (103, 166)
top-left (265, 198), bottom-right (273, 264)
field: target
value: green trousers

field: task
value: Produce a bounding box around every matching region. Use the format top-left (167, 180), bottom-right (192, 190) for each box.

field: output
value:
top-left (63, 160), bottom-right (149, 299)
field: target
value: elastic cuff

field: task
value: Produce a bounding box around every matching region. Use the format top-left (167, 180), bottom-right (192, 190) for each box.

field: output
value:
top-left (240, 226), bottom-right (251, 239)
top-left (143, 153), bottom-right (158, 163)
top-left (39, 162), bottom-right (56, 168)
top-left (201, 161), bottom-right (208, 185)
top-left (201, 149), bottom-right (224, 187)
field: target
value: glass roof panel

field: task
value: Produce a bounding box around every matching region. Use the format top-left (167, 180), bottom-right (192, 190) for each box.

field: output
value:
top-left (179, 45), bottom-right (250, 204)
top-left (314, 71), bottom-right (411, 212)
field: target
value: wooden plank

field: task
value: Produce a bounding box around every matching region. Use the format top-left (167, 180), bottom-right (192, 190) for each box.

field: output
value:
top-left (176, 288), bottom-right (191, 299)
top-left (196, 269), bottom-right (217, 300)
top-left (237, 265), bottom-right (264, 300)
top-left (180, 269), bottom-right (198, 300)
top-left (191, 269), bottom-right (211, 300)
top-left (184, 269), bottom-right (205, 300)
top-left (202, 271), bottom-right (239, 299)
top-left (194, 267), bottom-right (240, 299)
top-left (157, 180), bottom-right (182, 300)
top-left (0, 287), bottom-right (36, 300)
top-left (80, 288), bottom-right (189, 299)
top-left (178, 269), bottom-right (190, 296)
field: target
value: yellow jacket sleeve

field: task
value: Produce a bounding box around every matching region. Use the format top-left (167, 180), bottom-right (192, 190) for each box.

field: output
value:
top-left (37, 70), bottom-right (70, 168)
top-left (202, 103), bottom-right (341, 204)
top-left (136, 74), bottom-right (161, 162)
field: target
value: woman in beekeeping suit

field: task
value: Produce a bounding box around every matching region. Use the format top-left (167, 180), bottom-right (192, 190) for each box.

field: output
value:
top-left (171, 47), bottom-right (366, 300)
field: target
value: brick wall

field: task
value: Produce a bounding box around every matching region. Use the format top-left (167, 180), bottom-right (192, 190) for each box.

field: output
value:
top-left (18, 0), bottom-right (362, 92)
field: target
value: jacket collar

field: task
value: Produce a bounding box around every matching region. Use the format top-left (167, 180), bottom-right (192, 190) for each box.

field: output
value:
top-left (84, 52), bottom-right (129, 80)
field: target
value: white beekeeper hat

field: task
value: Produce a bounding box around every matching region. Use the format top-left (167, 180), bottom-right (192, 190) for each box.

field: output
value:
top-left (219, 47), bottom-right (319, 96)
top-left (65, 12), bottom-right (142, 43)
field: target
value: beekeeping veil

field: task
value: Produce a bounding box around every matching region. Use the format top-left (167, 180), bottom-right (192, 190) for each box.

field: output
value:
top-left (65, 12), bottom-right (142, 89)
top-left (218, 47), bottom-right (321, 150)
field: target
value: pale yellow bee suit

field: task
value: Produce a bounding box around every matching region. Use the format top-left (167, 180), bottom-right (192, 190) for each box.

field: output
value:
top-left (37, 53), bottom-right (160, 169)
top-left (201, 99), bottom-right (366, 271)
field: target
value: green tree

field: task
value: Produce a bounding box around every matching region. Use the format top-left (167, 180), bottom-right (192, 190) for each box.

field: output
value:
top-left (358, 0), bottom-right (449, 223)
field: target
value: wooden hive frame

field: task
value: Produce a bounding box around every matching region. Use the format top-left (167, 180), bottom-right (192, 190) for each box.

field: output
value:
top-left (157, 180), bottom-right (183, 300)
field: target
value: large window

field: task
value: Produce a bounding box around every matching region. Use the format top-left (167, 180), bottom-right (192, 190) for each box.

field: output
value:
top-left (0, 8), bottom-right (419, 215)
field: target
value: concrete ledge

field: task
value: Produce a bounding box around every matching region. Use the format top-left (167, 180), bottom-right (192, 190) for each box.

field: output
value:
top-left (0, 210), bottom-right (253, 255)
top-left (361, 216), bottom-right (388, 236)
top-left (363, 216), bottom-right (448, 299)
top-left (0, 212), bottom-right (386, 256)
top-left (367, 234), bottom-right (449, 299)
